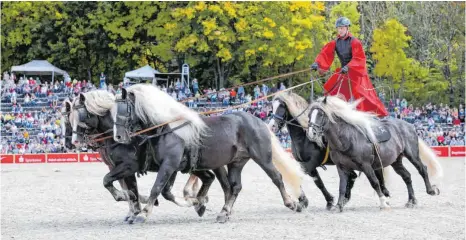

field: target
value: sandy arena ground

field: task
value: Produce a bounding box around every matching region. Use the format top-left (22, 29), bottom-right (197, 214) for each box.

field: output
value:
top-left (1, 157), bottom-right (464, 240)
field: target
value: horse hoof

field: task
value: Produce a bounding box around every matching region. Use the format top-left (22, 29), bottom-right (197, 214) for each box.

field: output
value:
top-left (431, 185), bottom-right (440, 195)
top-left (195, 205), bottom-right (206, 217)
top-left (299, 196), bottom-right (309, 209)
top-left (216, 213), bottom-right (229, 223)
top-left (326, 204), bottom-right (333, 211)
top-left (154, 199), bottom-right (159, 206)
top-left (380, 205), bottom-right (391, 211)
top-left (295, 203), bottom-right (303, 213)
top-left (405, 202), bottom-right (416, 208)
top-left (123, 215), bottom-right (130, 222)
top-left (133, 215), bottom-right (147, 224)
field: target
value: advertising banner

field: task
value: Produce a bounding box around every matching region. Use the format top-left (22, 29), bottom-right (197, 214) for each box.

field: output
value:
top-left (450, 146), bottom-right (466, 157)
top-left (79, 153), bottom-right (102, 162)
top-left (14, 154), bottom-right (46, 164)
top-left (1, 154), bottom-right (14, 164)
top-left (47, 153), bottom-right (79, 163)
top-left (430, 146), bottom-right (449, 157)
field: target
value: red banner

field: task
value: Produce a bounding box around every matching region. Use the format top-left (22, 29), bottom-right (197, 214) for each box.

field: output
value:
top-left (431, 146), bottom-right (450, 157)
top-left (1, 154), bottom-right (14, 164)
top-left (79, 153), bottom-right (102, 162)
top-left (15, 154), bottom-right (46, 164)
top-left (450, 146), bottom-right (466, 157)
top-left (47, 153), bottom-right (79, 163)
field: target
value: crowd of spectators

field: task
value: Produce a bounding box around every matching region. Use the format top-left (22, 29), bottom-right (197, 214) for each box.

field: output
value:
top-left (1, 71), bottom-right (464, 154)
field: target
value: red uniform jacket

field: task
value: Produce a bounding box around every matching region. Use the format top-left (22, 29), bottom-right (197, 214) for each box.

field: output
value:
top-left (315, 33), bottom-right (388, 117)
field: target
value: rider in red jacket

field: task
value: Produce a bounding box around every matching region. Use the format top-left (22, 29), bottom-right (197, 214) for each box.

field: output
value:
top-left (311, 17), bottom-right (388, 117)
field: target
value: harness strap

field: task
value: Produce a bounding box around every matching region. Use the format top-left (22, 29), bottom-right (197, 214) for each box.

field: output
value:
top-left (321, 145), bottom-right (330, 166)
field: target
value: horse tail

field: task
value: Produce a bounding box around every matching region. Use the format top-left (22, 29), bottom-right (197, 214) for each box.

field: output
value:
top-left (267, 128), bottom-right (305, 199)
top-left (418, 137), bottom-right (444, 180)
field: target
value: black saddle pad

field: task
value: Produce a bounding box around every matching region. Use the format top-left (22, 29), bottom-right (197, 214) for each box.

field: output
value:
top-left (372, 125), bottom-right (391, 143)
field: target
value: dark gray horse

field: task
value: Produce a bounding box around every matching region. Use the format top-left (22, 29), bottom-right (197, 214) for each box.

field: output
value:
top-left (269, 92), bottom-right (390, 210)
top-left (307, 96), bottom-right (443, 211)
top-left (67, 92), bottom-right (220, 224)
top-left (112, 84), bottom-right (308, 223)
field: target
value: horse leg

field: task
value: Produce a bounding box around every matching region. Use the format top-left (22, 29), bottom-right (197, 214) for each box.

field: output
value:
top-left (191, 170), bottom-right (216, 217)
top-left (391, 156), bottom-right (417, 208)
top-left (183, 174), bottom-right (201, 199)
top-left (309, 169), bottom-right (334, 210)
top-left (117, 179), bottom-right (136, 222)
top-left (217, 160), bottom-right (247, 223)
top-left (213, 167), bottom-right (231, 204)
top-left (103, 162), bottom-right (138, 203)
top-left (158, 172), bottom-right (200, 209)
top-left (374, 168), bottom-right (391, 198)
top-left (360, 163), bottom-right (390, 210)
top-left (136, 160), bottom-right (180, 223)
top-left (254, 158), bottom-right (302, 213)
top-left (404, 150), bottom-right (439, 195)
top-left (342, 170), bottom-right (358, 207)
top-left (122, 175), bottom-right (143, 224)
top-left (335, 167), bottom-right (350, 212)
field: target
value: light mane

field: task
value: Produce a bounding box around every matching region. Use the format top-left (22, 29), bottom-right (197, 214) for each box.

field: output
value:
top-left (311, 96), bottom-right (378, 143)
top-left (82, 90), bottom-right (116, 116)
top-left (273, 92), bottom-right (310, 127)
top-left (123, 83), bottom-right (207, 147)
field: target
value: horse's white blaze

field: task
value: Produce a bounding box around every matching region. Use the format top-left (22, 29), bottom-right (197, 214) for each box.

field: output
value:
top-left (310, 109), bottom-right (318, 124)
top-left (308, 109), bottom-right (319, 139)
top-left (272, 100), bottom-right (280, 114)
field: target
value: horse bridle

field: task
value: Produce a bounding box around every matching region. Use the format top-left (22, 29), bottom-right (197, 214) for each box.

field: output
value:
top-left (308, 108), bottom-right (326, 136)
top-left (114, 98), bottom-right (141, 134)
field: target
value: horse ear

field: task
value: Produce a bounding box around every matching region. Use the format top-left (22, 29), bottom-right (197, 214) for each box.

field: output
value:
top-left (65, 101), bottom-right (71, 112)
top-left (122, 88), bottom-right (127, 100)
top-left (79, 93), bottom-right (86, 103)
top-left (323, 96), bottom-right (327, 104)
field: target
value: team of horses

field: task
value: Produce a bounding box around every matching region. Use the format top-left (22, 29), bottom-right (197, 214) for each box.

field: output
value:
top-left (61, 83), bottom-right (443, 224)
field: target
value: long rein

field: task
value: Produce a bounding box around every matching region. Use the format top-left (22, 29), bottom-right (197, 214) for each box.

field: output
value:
top-left (89, 70), bottom-right (334, 143)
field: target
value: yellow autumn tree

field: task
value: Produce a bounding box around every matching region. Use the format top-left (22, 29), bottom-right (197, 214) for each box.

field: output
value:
top-left (371, 19), bottom-right (436, 100)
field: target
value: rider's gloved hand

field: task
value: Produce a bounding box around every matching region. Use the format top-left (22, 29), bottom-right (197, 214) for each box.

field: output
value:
top-left (310, 62), bottom-right (319, 71)
top-left (341, 65), bottom-right (349, 74)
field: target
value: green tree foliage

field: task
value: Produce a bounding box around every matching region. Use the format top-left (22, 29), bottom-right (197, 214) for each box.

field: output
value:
top-left (1, 2), bottom-right (464, 106)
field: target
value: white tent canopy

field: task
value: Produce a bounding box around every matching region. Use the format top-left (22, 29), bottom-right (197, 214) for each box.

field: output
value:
top-left (11, 60), bottom-right (67, 76)
top-left (124, 65), bottom-right (160, 80)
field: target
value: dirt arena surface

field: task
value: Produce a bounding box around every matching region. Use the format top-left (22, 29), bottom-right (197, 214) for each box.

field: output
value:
top-left (1, 157), bottom-right (464, 240)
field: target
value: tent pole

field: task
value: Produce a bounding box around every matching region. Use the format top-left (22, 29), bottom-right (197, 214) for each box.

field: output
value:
top-left (52, 71), bottom-right (55, 85)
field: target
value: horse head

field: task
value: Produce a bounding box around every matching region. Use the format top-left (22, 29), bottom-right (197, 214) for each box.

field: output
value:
top-left (307, 103), bottom-right (329, 148)
top-left (69, 93), bottom-right (100, 146)
top-left (113, 88), bottom-right (139, 144)
top-left (60, 99), bottom-right (74, 150)
top-left (269, 98), bottom-right (289, 134)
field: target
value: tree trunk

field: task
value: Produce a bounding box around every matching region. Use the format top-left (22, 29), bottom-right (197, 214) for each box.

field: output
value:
top-left (87, 67), bottom-right (92, 84)
top-left (216, 58), bottom-right (225, 89)
top-left (398, 69), bottom-right (405, 99)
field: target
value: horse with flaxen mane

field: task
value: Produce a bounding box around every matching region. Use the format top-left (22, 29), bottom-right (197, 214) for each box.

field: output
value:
top-left (112, 84), bottom-right (309, 223)
top-left (307, 95), bottom-right (443, 211)
top-left (67, 91), bottom-right (211, 224)
top-left (269, 91), bottom-right (390, 210)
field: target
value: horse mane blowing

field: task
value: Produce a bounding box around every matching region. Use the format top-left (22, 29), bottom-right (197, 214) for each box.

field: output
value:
top-left (311, 95), bottom-right (378, 144)
top-left (81, 90), bottom-right (116, 116)
top-left (273, 92), bottom-right (310, 127)
top-left (123, 84), bottom-right (208, 147)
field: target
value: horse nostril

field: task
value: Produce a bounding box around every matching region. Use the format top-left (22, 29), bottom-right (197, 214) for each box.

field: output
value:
top-left (116, 135), bottom-right (121, 140)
